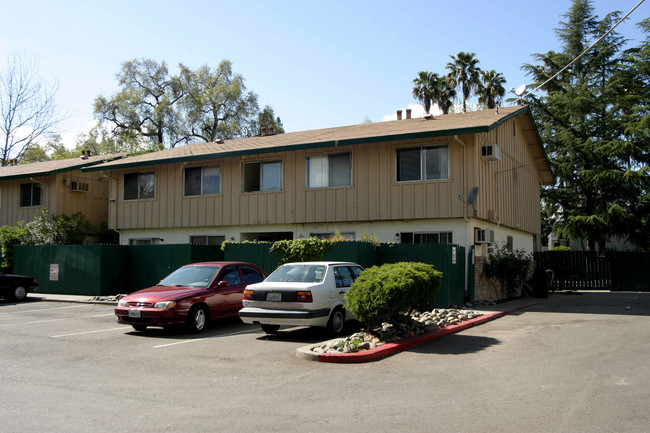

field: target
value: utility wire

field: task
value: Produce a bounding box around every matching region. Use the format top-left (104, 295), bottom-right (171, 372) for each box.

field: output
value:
top-left (516, 0), bottom-right (646, 102)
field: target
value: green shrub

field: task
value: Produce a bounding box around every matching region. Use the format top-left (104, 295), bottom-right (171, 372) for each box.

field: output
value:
top-left (552, 246), bottom-right (572, 251)
top-left (482, 243), bottom-right (532, 299)
top-left (344, 262), bottom-right (442, 329)
top-left (270, 237), bottom-right (335, 265)
top-left (0, 223), bottom-right (30, 271)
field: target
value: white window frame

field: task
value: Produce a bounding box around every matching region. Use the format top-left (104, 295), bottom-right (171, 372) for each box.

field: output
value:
top-left (242, 160), bottom-right (282, 192)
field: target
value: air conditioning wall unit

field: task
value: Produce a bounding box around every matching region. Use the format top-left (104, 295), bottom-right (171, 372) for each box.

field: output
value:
top-left (481, 144), bottom-right (502, 161)
top-left (474, 228), bottom-right (495, 244)
top-left (70, 181), bottom-right (89, 192)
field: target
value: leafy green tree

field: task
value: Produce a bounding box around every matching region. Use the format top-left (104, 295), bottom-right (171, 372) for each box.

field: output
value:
top-left (74, 123), bottom-right (144, 156)
top-left (476, 70), bottom-right (506, 109)
top-left (0, 223), bottom-right (30, 270)
top-left (446, 51), bottom-right (482, 113)
top-left (431, 73), bottom-right (456, 114)
top-left (412, 71), bottom-right (436, 114)
top-left (245, 105), bottom-right (285, 137)
top-left (179, 60), bottom-right (259, 142)
top-left (94, 58), bottom-right (184, 150)
top-left (26, 209), bottom-right (91, 245)
top-left (21, 134), bottom-right (74, 163)
top-left (522, 0), bottom-right (649, 251)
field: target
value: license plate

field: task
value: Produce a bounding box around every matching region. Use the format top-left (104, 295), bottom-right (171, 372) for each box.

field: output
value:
top-left (128, 309), bottom-right (141, 318)
top-left (266, 292), bottom-right (282, 302)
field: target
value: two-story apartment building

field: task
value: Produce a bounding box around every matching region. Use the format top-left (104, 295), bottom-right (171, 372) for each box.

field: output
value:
top-left (0, 152), bottom-right (124, 228)
top-left (85, 106), bottom-right (552, 257)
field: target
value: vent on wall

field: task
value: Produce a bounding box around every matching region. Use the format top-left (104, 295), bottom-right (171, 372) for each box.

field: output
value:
top-left (481, 144), bottom-right (502, 161)
top-left (70, 181), bottom-right (89, 192)
top-left (474, 228), bottom-right (495, 244)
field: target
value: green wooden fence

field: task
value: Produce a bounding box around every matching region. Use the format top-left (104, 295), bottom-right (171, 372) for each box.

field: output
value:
top-left (14, 241), bottom-right (469, 306)
top-left (535, 251), bottom-right (650, 292)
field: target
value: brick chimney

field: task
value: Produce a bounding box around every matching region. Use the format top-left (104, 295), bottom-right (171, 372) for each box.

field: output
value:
top-left (406, 108), bottom-right (412, 119)
top-left (396, 110), bottom-right (403, 120)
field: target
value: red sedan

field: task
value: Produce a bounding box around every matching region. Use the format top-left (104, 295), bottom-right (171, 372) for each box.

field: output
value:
top-left (115, 262), bottom-right (266, 333)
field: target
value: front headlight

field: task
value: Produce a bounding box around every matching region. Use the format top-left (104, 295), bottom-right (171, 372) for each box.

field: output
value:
top-left (154, 301), bottom-right (177, 309)
top-left (118, 299), bottom-right (128, 307)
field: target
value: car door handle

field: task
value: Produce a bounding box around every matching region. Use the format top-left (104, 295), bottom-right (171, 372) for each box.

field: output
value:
top-left (338, 290), bottom-right (346, 294)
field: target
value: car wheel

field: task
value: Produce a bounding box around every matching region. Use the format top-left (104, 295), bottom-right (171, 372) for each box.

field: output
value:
top-left (186, 305), bottom-right (208, 333)
top-left (11, 285), bottom-right (27, 301)
top-left (132, 325), bottom-right (147, 332)
top-left (327, 307), bottom-right (345, 335)
top-left (261, 324), bottom-right (280, 334)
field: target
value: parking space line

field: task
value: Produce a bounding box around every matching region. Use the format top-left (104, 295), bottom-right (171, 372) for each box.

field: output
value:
top-left (52, 327), bottom-right (126, 338)
top-left (0, 313), bottom-right (115, 327)
top-left (152, 329), bottom-right (261, 349)
top-left (0, 305), bottom-right (92, 316)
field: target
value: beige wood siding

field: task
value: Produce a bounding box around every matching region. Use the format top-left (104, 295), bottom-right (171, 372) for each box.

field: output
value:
top-left (0, 169), bottom-right (109, 227)
top-left (469, 120), bottom-right (542, 235)
top-left (111, 128), bottom-right (542, 235)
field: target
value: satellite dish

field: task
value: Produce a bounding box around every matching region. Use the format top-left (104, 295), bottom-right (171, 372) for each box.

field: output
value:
top-left (467, 186), bottom-right (479, 205)
top-left (514, 84), bottom-right (526, 96)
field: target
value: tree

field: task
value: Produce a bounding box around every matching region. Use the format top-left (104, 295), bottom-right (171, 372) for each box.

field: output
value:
top-left (0, 51), bottom-right (64, 165)
top-left (21, 134), bottom-right (73, 163)
top-left (431, 73), bottom-right (457, 114)
top-left (446, 52), bottom-right (482, 113)
top-left (411, 71), bottom-right (435, 114)
top-left (476, 70), bottom-right (506, 109)
top-left (179, 61), bottom-right (259, 142)
top-left (246, 105), bottom-right (285, 137)
top-left (523, 0), bottom-right (650, 251)
top-left (74, 123), bottom-right (144, 156)
top-left (94, 58), bottom-right (184, 150)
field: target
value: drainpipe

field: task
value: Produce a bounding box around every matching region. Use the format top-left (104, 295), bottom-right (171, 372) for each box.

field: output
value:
top-left (452, 136), bottom-right (469, 223)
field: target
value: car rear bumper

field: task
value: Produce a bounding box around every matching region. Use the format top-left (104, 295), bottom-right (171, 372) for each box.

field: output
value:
top-left (239, 306), bottom-right (331, 327)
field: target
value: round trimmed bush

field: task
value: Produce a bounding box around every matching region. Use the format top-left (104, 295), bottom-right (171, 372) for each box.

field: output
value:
top-left (344, 262), bottom-right (442, 329)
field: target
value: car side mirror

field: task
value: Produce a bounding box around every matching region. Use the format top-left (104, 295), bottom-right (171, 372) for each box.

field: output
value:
top-left (217, 280), bottom-right (230, 287)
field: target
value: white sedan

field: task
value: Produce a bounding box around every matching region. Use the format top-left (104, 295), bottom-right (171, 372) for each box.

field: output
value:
top-left (239, 261), bottom-right (364, 335)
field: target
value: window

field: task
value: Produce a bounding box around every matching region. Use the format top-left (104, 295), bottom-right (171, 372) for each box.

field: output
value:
top-left (306, 153), bottom-right (351, 188)
top-left (189, 235), bottom-right (225, 245)
top-left (243, 161), bottom-right (282, 192)
top-left (400, 232), bottom-right (453, 244)
top-left (396, 145), bottom-right (449, 182)
top-left (129, 238), bottom-right (153, 245)
top-left (20, 183), bottom-right (42, 207)
top-left (219, 267), bottom-right (242, 286)
top-left (124, 172), bottom-right (155, 200)
top-left (185, 166), bottom-right (221, 196)
top-left (242, 266), bottom-right (265, 284)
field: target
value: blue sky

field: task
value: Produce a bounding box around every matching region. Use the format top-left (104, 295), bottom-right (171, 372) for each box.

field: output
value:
top-left (1, 0), bottom-right (647, 146)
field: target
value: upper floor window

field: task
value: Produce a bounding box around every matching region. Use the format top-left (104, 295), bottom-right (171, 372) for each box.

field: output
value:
top-left (20, 183), bottom-right (42, 207)
top-left (124, 172), bottom-right (155, 200)
top-left (306, 153), bottom-right (351, 188)
top-left (396, 144), bottom-right (449, 182)
top-left (243, 161), bottom-right (282, 192)
top-left (185, 166), bottom-right (221, 196)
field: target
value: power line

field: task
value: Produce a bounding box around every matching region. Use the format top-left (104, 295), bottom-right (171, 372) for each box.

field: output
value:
top-left (516, 0), bottom-right (646, 102)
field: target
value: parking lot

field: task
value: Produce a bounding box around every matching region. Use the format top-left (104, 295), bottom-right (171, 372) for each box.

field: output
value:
top-left (1, 292), bottom-right (649, 433)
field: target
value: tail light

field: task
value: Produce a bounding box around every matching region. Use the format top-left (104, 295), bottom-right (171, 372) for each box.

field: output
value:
top-left (243, 289), bottom-right (254, 300)
top-left (296, 291), bottom-right (313, 302)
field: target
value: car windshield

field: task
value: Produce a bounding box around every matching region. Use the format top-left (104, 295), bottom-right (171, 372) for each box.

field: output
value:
top-left (158, 266), bottom-right (220, 288)
top-left (266, 264), bottom-right (326, 283)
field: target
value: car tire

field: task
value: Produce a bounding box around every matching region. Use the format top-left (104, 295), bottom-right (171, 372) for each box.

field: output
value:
top-left (186, 305), bottom-right (208, 333)
top-left (10, 285), bottom-right (27, 301)
top-left (327, 307), bottom-right (345, 335)
top-left (261, 324), bottom-right (280, 334)
top-left (132, 325), bottom-right (147, 332)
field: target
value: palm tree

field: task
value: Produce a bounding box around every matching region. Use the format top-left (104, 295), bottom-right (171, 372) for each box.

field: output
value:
top-left (411, 71), bottom-right (436, 114)
top-left (431, 74), bottom-right (456, 114)
top-left (477, 70), bottom-right (506, 109)
top-left (446, 52), bottom-right (482, 113)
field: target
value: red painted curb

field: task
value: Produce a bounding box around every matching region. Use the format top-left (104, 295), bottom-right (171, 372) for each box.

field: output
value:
top-left (316, 304), bottom-right (532, 363)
